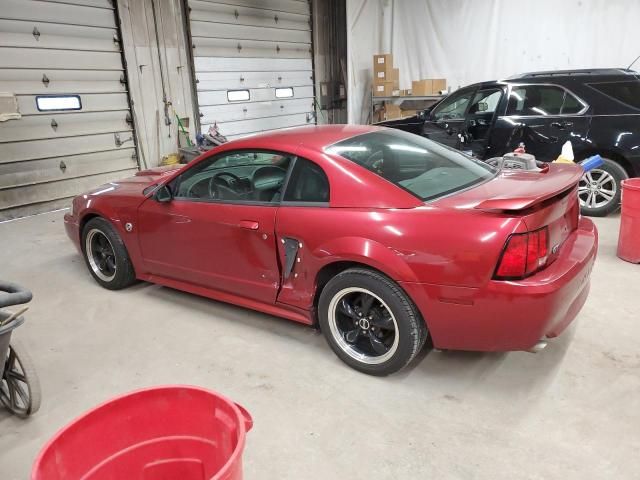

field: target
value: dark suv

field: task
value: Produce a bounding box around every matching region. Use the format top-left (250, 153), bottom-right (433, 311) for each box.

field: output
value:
top-left (382, 69), bottom-right (640, 216)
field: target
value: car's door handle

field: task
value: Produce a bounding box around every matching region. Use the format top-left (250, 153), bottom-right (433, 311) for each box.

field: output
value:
top-left (551, 121), bottom-right (573, 129)
top-left (238, 220), bottom-right (259, 230)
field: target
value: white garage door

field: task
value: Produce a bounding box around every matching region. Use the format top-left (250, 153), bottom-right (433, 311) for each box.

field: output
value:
top-left (187, 0), bottom-right (316, 140)
top-left (0, 0), bottom-right (138, 221)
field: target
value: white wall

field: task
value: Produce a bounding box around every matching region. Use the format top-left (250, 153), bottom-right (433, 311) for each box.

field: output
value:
top-left (348, 0), bottom-right (640, 123)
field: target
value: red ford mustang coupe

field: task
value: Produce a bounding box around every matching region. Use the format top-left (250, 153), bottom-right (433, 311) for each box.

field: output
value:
top-left (64, 125), bottom-right (597, 375)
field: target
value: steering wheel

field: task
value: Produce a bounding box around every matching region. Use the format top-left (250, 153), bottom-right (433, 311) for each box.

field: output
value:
top-left (207, 172), bottom-right (244, 199)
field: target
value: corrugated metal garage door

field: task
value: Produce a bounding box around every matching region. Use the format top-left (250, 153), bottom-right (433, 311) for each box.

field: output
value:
top-left (187, 0), bottom-right (316, 140)
top-left (0, 0), bottom-right (138, 221)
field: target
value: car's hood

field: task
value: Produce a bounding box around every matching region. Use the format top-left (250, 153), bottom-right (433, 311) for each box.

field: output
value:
top-left (84, 165), bottom-right (184, 197)
top-left (435, 163), bottom-right (584, 211)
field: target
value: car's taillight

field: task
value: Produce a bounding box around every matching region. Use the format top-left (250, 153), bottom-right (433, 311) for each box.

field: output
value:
top-left (494, 227), bottom-right (549, 280)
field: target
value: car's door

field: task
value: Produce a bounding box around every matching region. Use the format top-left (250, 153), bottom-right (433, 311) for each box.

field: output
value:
top-left (422, 87), bottom-right (476, 149)
top-left (137, 150), bottom-right (294, 304)
top-left (490, 84), bottom-right (590, 161)
top-left (462, 87), bottom-right (505, 158)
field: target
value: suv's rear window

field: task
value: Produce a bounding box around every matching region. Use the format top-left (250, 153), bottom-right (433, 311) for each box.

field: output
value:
top-left (588, 81), bottom-right (640, 109)
top-left (327, 130), bottom-right (496, 202)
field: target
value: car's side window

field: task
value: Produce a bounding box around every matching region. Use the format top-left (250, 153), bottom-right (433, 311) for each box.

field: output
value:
top-left (172, 150), bottom-right (293, 204)
top-left (283, 157), bottom-right (330, 204)
top-left (506, 85), bottom-right (585, 116)
top-left (468, 89), bottom-right (503, 115)
top-left (431, 90), bottom-right (474, 122)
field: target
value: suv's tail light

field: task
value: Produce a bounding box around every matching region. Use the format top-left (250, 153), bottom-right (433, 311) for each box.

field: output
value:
top-left (494, 227), bottom-right (549, 279)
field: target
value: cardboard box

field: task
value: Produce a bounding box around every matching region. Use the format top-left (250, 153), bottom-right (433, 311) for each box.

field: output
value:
top-left (412, 79), bottom-right (432, 96)
top-left (383, 103), bottom-right (402, 120)
top-left (401, 109), bottom-right (418, 118)
top-left (375, 67), bottom-right (400, 83)
top-left (432, 78), bottom-right (447, 94)
top-left (373, 54), bottom-right (394, 72)
top-left (373, 81), bottom-right (396, 97)
top-left (412, 79), bottom-right (448, 96)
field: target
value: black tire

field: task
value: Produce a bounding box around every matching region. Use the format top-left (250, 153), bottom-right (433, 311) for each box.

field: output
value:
top-left (81, 217), bottom-right (136, 290)
top-left (579, 157), bottom-right (628, 217)
top-left (318, 268), bottom-right (428, 376)
top-left (1, 340), bottom-right (41, 418)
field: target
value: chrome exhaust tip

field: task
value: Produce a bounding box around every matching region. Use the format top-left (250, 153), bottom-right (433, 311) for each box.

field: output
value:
top-left (527, 340), bottom-right (548, 353)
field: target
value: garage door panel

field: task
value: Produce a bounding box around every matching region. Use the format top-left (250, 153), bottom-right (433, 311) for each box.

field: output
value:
top-left (1, 132), bottom-right (134, 164)
top-left (0, 168), bottom-right (138, 213)
top-left (0, 0), bottom-right (138, 220)
top-left (0, 47), bottom-right (124, 70)
top-left (195, 0), bottom-right (309, 15)
top-left (17, 93), bottom-right (130, 115)
top-left (197, 70), bottom-right (312, 91)
top-left (190, 1), bottom-right (310, 30)
top-left (0, 69), bottom-right (126, 95)
top-left (0, 20), bottom-right (120, 52)
top-left (200, 98), bottom-right (313, 123)
top-left (197, 85), bottom-right (314, 106)
top-left (194, 56), bottom-right (311, 72)
top-left (211, 113), bottom-right (311, 136)
top-left (0, 149), bottom-right (137, 190)
top-left (189, 0), bottom-right (315, 139)
top-left (193, 38), bottom-right (310, 59)
top-left (0, 112), bottom-right (132, 143)
top-left (190, 21), bottom-right (310, 43)
top-left (2, 0), bottom-right (116, 28)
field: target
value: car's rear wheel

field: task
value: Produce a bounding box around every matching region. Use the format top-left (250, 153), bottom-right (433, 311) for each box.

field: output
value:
top-left (318, 268), bottom-right (428, 376)
top-left (82, 217), bottom-right (136, 290)
top-left (578, 157), bottom-right (627, 217)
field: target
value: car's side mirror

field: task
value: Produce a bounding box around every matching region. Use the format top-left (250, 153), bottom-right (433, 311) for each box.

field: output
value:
top-left (154, 185), bottom-right (172, 203)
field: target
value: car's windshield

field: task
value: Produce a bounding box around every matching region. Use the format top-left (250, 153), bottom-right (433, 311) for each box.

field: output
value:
top-left (327, 130), bottom-right (496, 201)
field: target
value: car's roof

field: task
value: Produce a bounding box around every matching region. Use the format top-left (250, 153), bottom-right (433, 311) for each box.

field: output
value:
top-left (459, 69), bottom-right (639, 91)
top-left (222, 124), bottom-right (376, 152)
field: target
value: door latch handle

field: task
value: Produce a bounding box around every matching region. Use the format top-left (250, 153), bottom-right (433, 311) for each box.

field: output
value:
top-left (239, 220), bottom-right (259, 230)
top-left (551, 121), bottom-right (572, 129)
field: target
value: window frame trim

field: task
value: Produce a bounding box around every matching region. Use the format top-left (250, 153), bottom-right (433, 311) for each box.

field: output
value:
top-left (501, 82), bottom-right (589, 118)
top-left (280, 156), bottom-right (331, 206)
top-left (35, 94), bottom-right (82, 112)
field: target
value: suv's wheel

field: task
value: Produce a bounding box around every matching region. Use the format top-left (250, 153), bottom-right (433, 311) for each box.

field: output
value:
top-left (318, 268), bottom-right (428, 376)
top-left (81, 217), bottom-right (136, 290)
top-left (578, 157), bottom-right (628, 217)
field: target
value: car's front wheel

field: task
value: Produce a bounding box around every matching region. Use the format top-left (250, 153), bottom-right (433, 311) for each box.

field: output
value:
top-left (81, 217), bottom-right (136, 290)
top-left (318, 268), bottom-right (428, 376)
top-left (578, 157), bottom-right (628, 217)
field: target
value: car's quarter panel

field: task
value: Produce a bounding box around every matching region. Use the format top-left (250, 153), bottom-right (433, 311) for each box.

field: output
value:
top-left (274, 205), bottom-right (523, 312)
top-left (136, 198), bottom-right (280, 304)
top-left (402, 217), bottom-right (597, 351)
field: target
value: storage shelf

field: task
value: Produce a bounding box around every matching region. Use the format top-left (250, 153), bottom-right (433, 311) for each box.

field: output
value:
top-left (372, 95), bottom-right (444, 101)
top-left (370, 93), bottom-right (444, 123)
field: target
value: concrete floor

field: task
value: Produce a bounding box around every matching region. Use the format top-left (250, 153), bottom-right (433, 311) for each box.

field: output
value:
top-left (0, 211), bottom-right (638, 479)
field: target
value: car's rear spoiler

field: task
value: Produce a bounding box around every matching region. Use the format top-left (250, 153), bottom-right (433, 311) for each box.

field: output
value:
top-left (473, 165), bottom-right (584, 212)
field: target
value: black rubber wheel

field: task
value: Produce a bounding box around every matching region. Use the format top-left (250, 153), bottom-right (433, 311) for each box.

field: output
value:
top-left (318, 268), bottom-right (428, 376)
top-left (578, 157), bottom-right (628, 217)
top-left (81, 217), bottom-right (136, 290)
top-left (1, 340), bottom-right (41, 418)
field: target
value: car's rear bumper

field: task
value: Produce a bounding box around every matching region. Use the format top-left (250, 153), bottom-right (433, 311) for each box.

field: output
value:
top-left (400, 217), bottom-right (598, 351)
top-left (64, 212), bottom-right (82, 253)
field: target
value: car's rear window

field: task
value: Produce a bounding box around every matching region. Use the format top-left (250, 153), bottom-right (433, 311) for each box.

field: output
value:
top-left (588, 80), bottom-right (640, 110)
top-left (327, 130), bottom-right (496, 201)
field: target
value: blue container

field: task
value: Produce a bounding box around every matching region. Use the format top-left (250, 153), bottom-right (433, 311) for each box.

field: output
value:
top-left (579, 154), bottom-right (604, 172)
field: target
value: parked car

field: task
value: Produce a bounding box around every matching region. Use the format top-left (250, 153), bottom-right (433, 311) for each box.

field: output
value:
top-left (381, 68), bottom-right (640, 216)
top-left (64, 125), bottom-right (597, 375)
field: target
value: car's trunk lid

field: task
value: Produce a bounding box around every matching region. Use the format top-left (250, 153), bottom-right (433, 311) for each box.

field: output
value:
top-left (436, 163), bottom-right (583, 264)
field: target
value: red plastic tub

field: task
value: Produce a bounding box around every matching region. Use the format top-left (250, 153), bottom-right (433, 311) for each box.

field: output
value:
top-left (31, 386), bottom-right (253, 480)
top-left (617, 178), bottom-right (640, 263)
